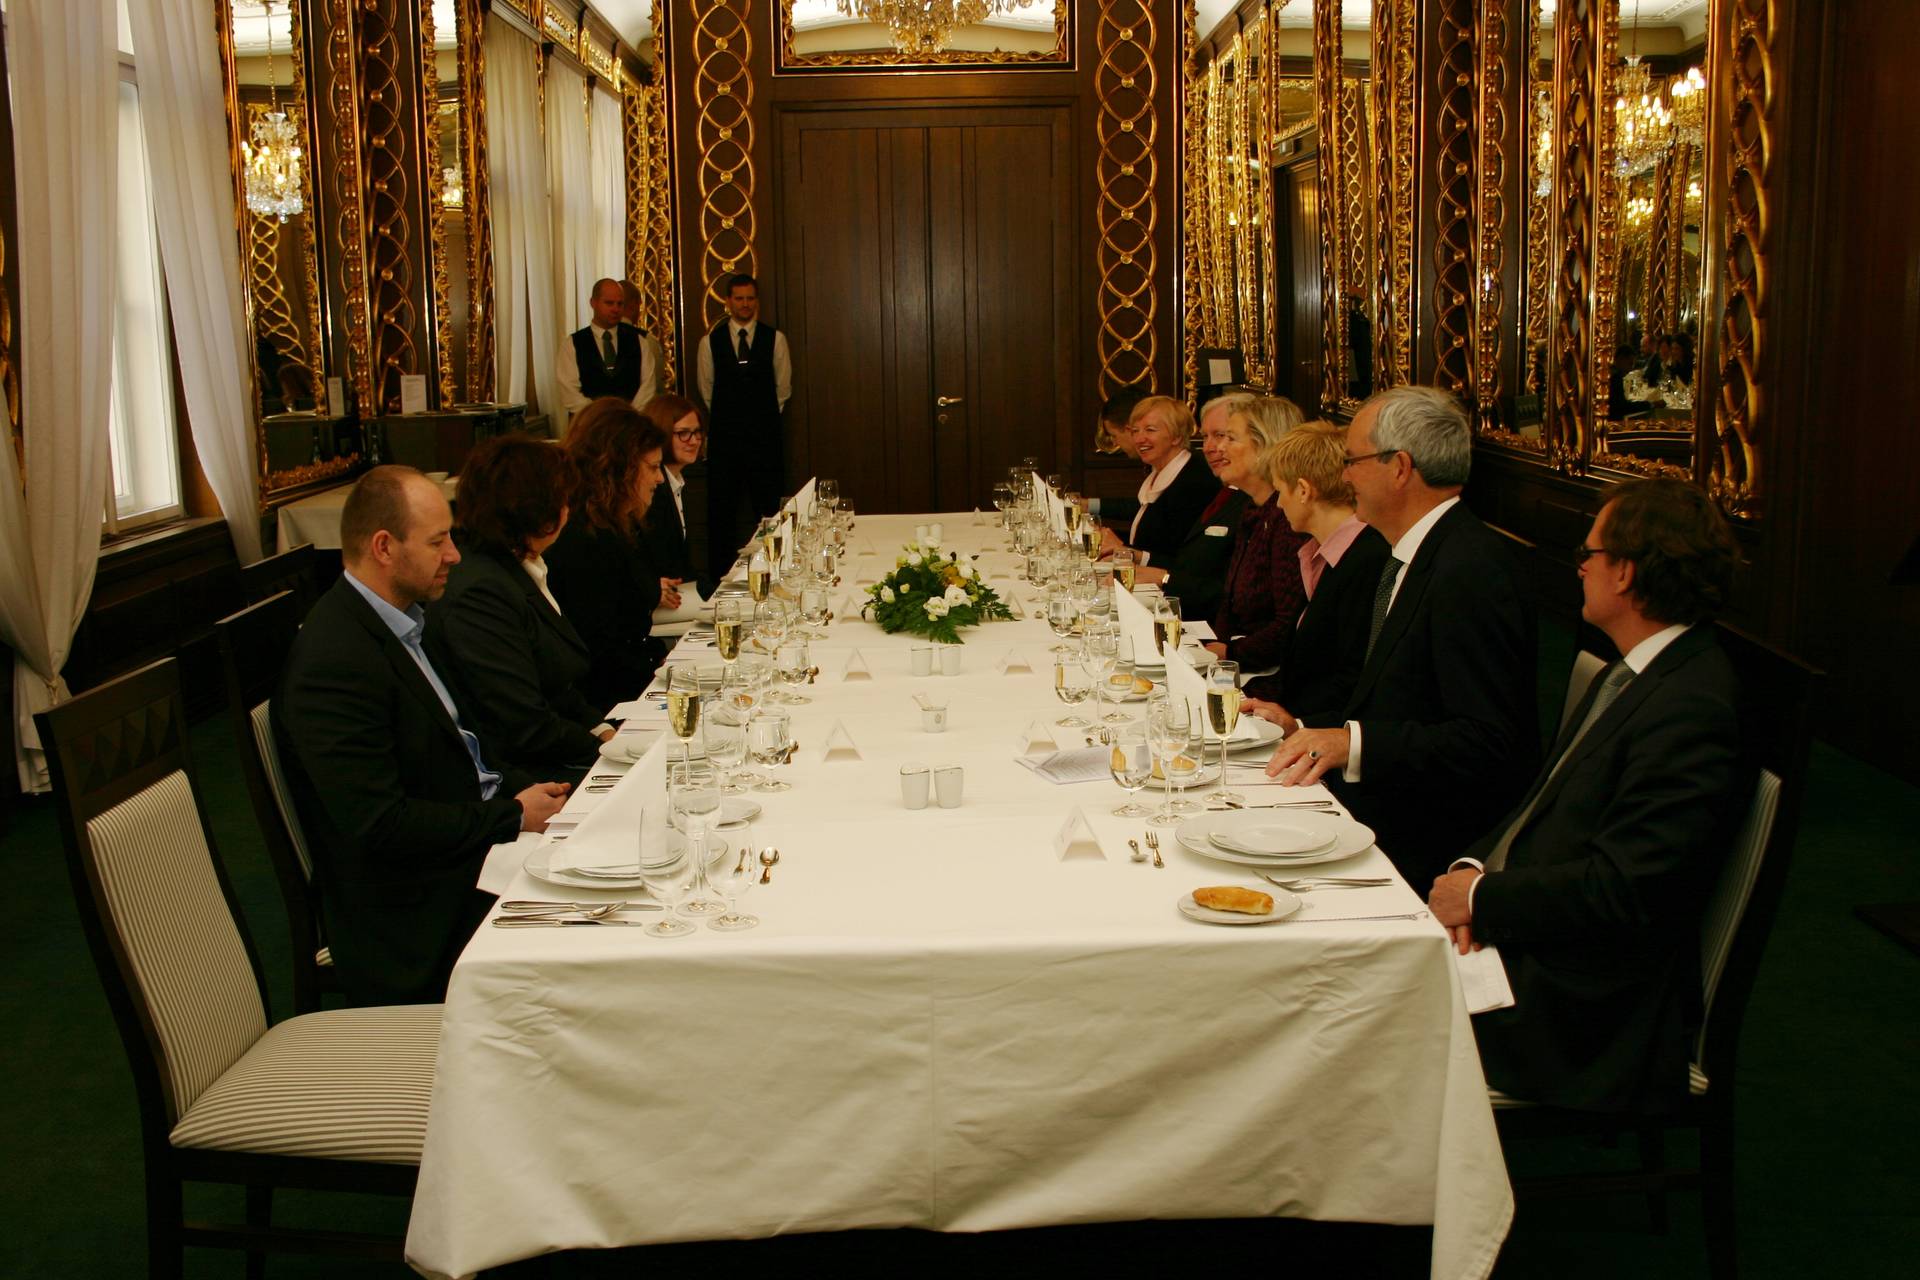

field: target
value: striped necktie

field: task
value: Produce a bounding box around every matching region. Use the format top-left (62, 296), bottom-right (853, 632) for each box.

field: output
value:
top-left (1363, 556), bottom-right (1402, 664)
top-left (1485, 661), bottom-right (1636, 870)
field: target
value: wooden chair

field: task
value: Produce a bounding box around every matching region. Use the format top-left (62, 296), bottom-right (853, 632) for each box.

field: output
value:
top-left (1494, 623), bottom-right (1822, 1280)
top-left (37, 659), bottom-right (436, 1278)
top-left (215, 591), bottom-right (341, 1015)
top-left (239, 542), bottom-right (320, 620)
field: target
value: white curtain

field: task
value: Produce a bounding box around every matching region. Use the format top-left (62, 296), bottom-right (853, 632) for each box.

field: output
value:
top-left (126, 0), bottom-right (263, 565)
top-left (0, 0), bottom-right (120, 791)
top-left (589, 87), bottom-right (626, 293)
top-left (484, 16), bottom-right (556, 417)
top-left (544, 59), bottom-right (595, 342)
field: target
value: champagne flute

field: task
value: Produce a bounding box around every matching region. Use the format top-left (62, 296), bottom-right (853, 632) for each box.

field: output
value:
top-left (1206, 659), bottom-right (1245, 808)
top-left (714, 598), bottom-right (747, 672)
top-left (1152, 594), bottom-right (1183, 660)
top-left (670, 762), bottom-right (724, 916)
top-left (1053, 655), bottom-right (1094, 729)
top-left (747, 551), bottom-right (772, 603)
top-left (705, 817), bottom-right (759, 931)
top-left (665, 665), bottom-right (703, 767)
top-left (1109, 721), bottom-right (1155, 818)
top-left (1112, 548), bottom-right (1137, 593)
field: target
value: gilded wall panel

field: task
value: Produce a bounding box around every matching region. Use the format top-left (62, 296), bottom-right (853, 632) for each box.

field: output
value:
top-left (691, 0), bottom-right (757, 327)
top-left (1094, 1), bottom-right (1160, 397)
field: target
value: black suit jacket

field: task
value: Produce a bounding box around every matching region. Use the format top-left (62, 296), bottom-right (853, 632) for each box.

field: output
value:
top-left (546, 519), bottom-right (668, 712)
top-left (1317, 502), bottom-right (1539, 883)
top-left (272, 577), bottom-right (528, 1005)
top-left (426, 548), bottom-right (605, 774)
top-left (1470, 627), bottom-right (1746, 1114)
top-left (1153, 488), bottom-right (1251, 624)
top-left (1128, 451), bottom-right (1223, 563)
top-left (646, 475), bottom-right (694, 581)
top-left (1246, 523), bottom-right (1392, 724)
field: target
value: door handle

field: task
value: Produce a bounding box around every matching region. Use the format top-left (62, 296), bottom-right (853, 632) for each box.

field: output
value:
top-left (936, 395), bottom-right (964, 408)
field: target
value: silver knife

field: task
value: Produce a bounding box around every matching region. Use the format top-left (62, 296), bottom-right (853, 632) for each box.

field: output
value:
top-left (492, 916), bottom-right (653, 927)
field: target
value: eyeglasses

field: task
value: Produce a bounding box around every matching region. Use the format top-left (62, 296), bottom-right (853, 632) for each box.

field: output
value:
top-left (672, 429), bottom-right (706, 441)
top-left (1340, 449), bottom-right (1400, 469)
top-left (1572, 543), bottom-right (1608, 565)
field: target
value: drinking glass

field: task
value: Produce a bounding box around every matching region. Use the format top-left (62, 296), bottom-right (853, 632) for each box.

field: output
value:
top-left (776, 637), bottom-right (813, 705)
top-left (1152, 594), bottom-right (1183, 661)
top-left (1112, 548), bottom-right (1137, 593)
top-left (748, 709), bottom-right (793, 793)
top-left (638, 838), bottom-right (697, 938)
top-left (669, 763), bottom-right (724, 916)
top-left (1053, 655), bottom-right (1094, 729)
top-left (714, 598), bottom-right (748, 671)
top-left (755, 599), bottom-right (793, 677)
top-left (1206, 660), bottom-right (1245, 807)
top-left (704, 706), bottom-right (750, 793)
top-left (1070, 564), bottom-right (1100, 626)
top-left (665, 665), bottom-right (703, 767)
top-left (799, 582), bottom-right (832, 638)
top-left (1147, 701), bottom-right (1196, 827)
top-left (817, 478), bottom-right (839, 512)
top-left (705, 817), bottom-right (759, 931)
top-left (1109, 721), bottom-right (1155, 818)
top-left (1082, 626), bottom-right (1120, 726)
top-left (747, 552), bottom-right (772, 603)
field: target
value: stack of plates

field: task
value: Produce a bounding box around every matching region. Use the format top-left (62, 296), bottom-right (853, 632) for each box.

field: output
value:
top-left (1174, 809), bottom-right (1375, 869)
top-left (525, 832), bottom-right (731, 891)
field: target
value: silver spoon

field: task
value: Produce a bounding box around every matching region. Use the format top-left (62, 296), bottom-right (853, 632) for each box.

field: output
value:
top-left (758, 847), bottom-right (781, 884)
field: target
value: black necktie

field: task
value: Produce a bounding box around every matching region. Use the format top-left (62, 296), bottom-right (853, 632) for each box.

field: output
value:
top-left (1363, 556), bottom-right (1403, 664)
top-left (600, 329), bottom-right (616, 371)
top-left (1485, 661), bottom-right (1635, 870)
top-left (736, 328), bottom-right (751, 364)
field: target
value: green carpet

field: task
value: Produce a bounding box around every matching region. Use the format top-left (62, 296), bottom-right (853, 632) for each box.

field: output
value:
top-left (4, 667), bottom-right (1915, 1277)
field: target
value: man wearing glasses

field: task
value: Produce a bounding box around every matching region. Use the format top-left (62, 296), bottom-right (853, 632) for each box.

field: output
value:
top-left (1264, 385), bottom-right (1538, 884)
top-left (1429, 479), bottom-right (1746, 1113)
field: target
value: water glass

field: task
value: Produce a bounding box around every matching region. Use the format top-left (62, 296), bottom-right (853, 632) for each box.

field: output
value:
top-left (669, 763), bottom-right (724, 915)
top-left (637, 835), bottom-right (698, 938)
top-left (776, 638), bottom-right (813, 705)
top-left (705, 817), bottom-right (759, 931)
top-left (1109, 722), bottom-right (1155, 818)
top-left (1053, 656), bottom-right (1094, 729)
top-left (705, 706), bottom-right (750, 793)
top-left (748, 709), bottom-right (793, 793)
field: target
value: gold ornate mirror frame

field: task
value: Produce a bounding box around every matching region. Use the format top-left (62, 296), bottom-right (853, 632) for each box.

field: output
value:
top-left (425, 0), bottom-right (497, 406)
top-left (775, 0), bottom-right (1073, 73)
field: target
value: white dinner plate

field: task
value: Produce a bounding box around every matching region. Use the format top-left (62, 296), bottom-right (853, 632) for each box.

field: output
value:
top-left (1203, 717), bottom-right (1284, 749)
top-left (668, 797), bottom-right (762, 831)
top-left (525, 835), bottom-right (730, 891)
top-left (1175, 810), bottom-right (1376, 868)
top-left (1205, 810), bottom-right (1343, 856)
top-left (1177, 887), bottom-right (1303, 925)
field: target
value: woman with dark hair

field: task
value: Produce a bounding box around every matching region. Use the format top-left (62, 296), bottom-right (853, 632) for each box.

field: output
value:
top-left (544, 397), bottom-right (674, 709)
top-left (426, 433), bottom-right (608, 775)
top-left (640, 392), bottom-right (706, 585)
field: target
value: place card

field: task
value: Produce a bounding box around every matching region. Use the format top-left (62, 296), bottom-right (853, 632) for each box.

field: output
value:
top-left (1456, 945), bottom-right (1517, 1014)
top-left (1053, 807), bottom-right (1107, 861)
top-left (997, 647), bottom-right (1036, 675)
top-left (1015, 720), bottom-right (1060, 756)
top-left (399, 374), bottom-right (428, 415)
top-left (821, 719), bottom-right (863, 761)
top-left (840, 648), bottom-right (873, 680)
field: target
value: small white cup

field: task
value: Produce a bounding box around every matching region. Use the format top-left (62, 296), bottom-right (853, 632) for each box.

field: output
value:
top-left (920, 703), bottom-right (948, 733)
top-left (909, 644), bottom-right (934, 676)
top-left (929, 522), bottom-right (944, 544)
top-left (933, 765), bottom-right (964, 808)
top-left (938, 645), bottom-right (963, 676)
top-left (900, 763), bottom-right (931, 810)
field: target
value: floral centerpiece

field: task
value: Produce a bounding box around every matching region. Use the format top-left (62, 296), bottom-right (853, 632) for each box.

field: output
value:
top-left (860, 538), bottom-right (1013, 643)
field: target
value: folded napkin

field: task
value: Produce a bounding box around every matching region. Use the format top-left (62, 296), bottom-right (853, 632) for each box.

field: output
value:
top-left (548, 735), bottom-right (668, 876)
top-left (1113, 584), bottom-right (1159, 667)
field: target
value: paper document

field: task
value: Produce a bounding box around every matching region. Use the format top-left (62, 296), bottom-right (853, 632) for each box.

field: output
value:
top-left (1016, 745), bottom-right (1115, 785)
top-left (653, 582), bottom-right (709, 627)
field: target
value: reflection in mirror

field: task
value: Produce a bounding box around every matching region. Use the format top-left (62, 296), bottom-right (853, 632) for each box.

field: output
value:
top-left (225, 0), bottom-right (341, 493)
top-left (428, 1), bottom-right (470, 402)
top-left (1309, 0), bottom-right (1375, 414)
top-left (778, 0), bottom-right (1071, 70)
top-left (1520, 0), bottom-right (1552, 402)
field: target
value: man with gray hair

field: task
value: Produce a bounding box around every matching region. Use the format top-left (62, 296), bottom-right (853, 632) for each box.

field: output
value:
top-left (1264, 385), bottom-right (1538, 883)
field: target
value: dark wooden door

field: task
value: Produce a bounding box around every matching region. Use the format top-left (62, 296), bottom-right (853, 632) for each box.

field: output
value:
top-left (778, 105), bottom-right (1074, 514)
top-left (1274, 157), bottom-right (1324, 411)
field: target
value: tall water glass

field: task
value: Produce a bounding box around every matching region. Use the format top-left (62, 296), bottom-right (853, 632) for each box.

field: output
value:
top-left (670, 763), bottom-right (724, 915)
top-left (706, 817), bottom-right (759, 931)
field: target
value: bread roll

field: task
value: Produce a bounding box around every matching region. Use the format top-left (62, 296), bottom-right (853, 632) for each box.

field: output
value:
top-left (1193, 885), bottom-right (1274, 915)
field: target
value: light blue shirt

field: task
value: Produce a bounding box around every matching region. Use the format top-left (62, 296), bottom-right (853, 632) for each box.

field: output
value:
top-left (343, 571), bottom-right (502, 800)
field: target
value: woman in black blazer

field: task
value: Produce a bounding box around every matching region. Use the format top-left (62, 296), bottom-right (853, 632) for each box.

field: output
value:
top-left (1241, 421), bottom-right (1392, 727)
top-left (427, 434), bottom-right (608, 775)
top-left (1099, 395), bottom-right (1222, 563)
top-left (545, 399), bottom-right (673, 710)
top-left (639, 392), bottom-right (716, 595)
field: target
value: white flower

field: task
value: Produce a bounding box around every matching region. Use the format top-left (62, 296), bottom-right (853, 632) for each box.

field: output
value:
top-left (880, 586), bottom-right (895, 603)
top-left (925, 597), bottom-right (950, 619)
top-left (956, 560), bottom-right (975, 580)
top-left (943, 584), bottom-right (969, 607)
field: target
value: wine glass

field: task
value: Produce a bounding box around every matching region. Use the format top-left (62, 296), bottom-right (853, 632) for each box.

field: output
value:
top-left (799, 582), bottom-right (832, 639)
top-left (1069, 564), bottom-right (1100, 627)
top-left (817, 478), bottom-right (839, 512)
top-left (665, 665), bottom-right (703, 767)
top-left (714, 598), bottom-right (747, 673)
top-left (705, 816), bottom-right (759, 931)
top-left (1112, 547), bottom-right (1137, 593)
top-left (1109, 721), bottom-right (1155, 818)
top-left (776, 637), bottom-right (813, 705)
top-left (748, 708), bottom-right (793, 793)
top-left (1053, 654), bottom-right (1094, 729)
top-left (1044, 586), bottom-right (1080, 656)
top-left (1082, 626), bottom-right (1120, 726)
top-left (755, 599), bottom-right (792, 675)
top-left (669, 762), bottom-right (724, 916)
top-left (705, 706), bottom-right (750, 793)
top-left (1147, 700), bottom-right (1195, 827)
top-left (638, 837), bottom-right (698, 938)
top-left (1206, 659), bottom-right (1245, 808)
top-left (1151, 594), bottom-right (1183, 661)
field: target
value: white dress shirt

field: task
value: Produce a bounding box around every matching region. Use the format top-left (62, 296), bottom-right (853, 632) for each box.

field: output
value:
top-left (555, 322), bottom-right (662, 419)
top-left (1127, 448), bottom-right (1191, 558)
top-left (1344, 495), bottom-right (1460, 782)
top-left (664, 466), bottom-right (687, 529)
top-left (695, 320), bottom-right (793, 411)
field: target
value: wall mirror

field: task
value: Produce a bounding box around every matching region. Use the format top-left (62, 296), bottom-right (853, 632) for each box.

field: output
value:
top-left (1310, 0), bottom-right (1378, 417)
top-left (427, 0), bottom-right (492, 407)
top-left (776, 0), bottom-right (1071, 72)
top-left (220, 0), bottom-right (339, 495)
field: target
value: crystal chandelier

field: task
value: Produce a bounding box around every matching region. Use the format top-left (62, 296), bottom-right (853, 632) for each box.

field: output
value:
top-left (1613, 55), bottom-right (1672, 179)
top-left (833, 1), bottom-right (1027, 59)
top-left (1668, 65), bottom-right (1707, 149)
top-left (241, 2), bottom-right (305, 222)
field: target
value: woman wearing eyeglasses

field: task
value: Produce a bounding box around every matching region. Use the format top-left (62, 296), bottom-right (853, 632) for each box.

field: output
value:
top-left (640, 393), bottom-right (710, 591)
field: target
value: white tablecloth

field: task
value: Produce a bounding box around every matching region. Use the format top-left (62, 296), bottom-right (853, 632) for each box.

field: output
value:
top-left (405, 512), bottom-right (1512, 1279)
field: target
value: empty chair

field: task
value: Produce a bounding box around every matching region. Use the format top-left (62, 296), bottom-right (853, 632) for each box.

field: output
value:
top-left (239, 542), bottom-right (322, 620)
top-left (37, 658), bottom-right (438, 1277)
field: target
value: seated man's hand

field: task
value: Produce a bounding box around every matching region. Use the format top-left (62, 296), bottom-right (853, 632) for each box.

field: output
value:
top-left (1429, 867), bottom-right (1482, 953)
top-left (1132, 565), bottom-right (1169, 584)
top-left (1264, 726), bottom-right (1349, 786)
top-left (595, 726), bottom-right (617, 743)
top-left (1202, 641), bottom-right (1229, 661)
top-left (517, 781), bottom-right (572, 832)
top-left (1097, 527), bottom-right (1126, 559)
top-left (1239, 698), bottom-right (1299, 734)
top-left (660, 577), bottom-right (683, 610)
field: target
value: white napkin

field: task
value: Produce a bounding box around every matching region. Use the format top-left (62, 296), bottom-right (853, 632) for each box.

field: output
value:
top-left (1015, 720), bottom-right (1061, 756)
top-left (1053, 807), bottom-right (1107, 861)
top-left (841, 648), bottom-right (873, 680)
top-left (652, 581), bottom-right (709, 628)
top-left (549, 735), bottom-right (667, 875)
top-left (794, 476), bottom-right (817, 521)
top-left (1457, 946), bottom-right (1517, 1014)
top-left (1164, 647), bottom-right (1207, 725)
top-left (821, 719), bottom-right (863, 762)
top-left (1113, 585), bottom-right (1159, 667)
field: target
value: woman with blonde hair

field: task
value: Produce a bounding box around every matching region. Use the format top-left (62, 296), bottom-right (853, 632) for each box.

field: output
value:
top-left (1201, 396), bottom-right (1310, 674)
top-left (1098, 394), bottom-right (1221, 563)
top-left (1239, 419), bottom-right (1392, 727)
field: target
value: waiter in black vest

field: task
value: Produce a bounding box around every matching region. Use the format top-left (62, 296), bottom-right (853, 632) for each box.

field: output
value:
top-left (555, 277), bottom-right (661, 431)
top-left (696, 272), bottom-right (793, 579)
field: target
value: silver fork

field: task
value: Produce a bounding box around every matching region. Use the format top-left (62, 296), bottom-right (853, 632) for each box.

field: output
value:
top-left (1145, 830), bottom-right (1165, 868)
top-left (1258, 874), bottom-right (1391, 892)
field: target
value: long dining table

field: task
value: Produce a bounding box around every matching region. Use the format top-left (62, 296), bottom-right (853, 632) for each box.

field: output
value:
top-left (403, 510), bottom-right (1513, 1279)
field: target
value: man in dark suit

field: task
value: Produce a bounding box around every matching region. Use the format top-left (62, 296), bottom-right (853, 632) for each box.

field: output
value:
top-left (556, 278), bottom-right (663, 429)
top-left (696, 273), bottom-right (792, 578)
top-left (1429, 479), bottom-right (1746, 1113)
top-left (1264, 386), bottom-right (1539, 884)
top-left (274, 467), bottom-right (570, 1006)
